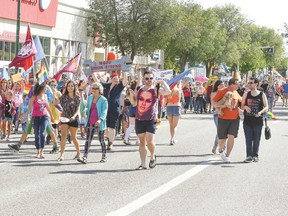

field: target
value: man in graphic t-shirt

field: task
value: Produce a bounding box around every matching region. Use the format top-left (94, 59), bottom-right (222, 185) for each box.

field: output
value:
top-left (130, 70), bottom-right (171, 170)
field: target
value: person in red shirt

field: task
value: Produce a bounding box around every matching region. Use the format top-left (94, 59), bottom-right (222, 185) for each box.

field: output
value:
top-left (212, 78), bottom-right (242, 163)
top-left (205, 81), bottom-right (213, 113)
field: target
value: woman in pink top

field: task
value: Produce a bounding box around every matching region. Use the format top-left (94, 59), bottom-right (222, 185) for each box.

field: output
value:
top-left (12, 81), bottom-right (24, 134)
top-left (27, 83), bottom-right (54, 158)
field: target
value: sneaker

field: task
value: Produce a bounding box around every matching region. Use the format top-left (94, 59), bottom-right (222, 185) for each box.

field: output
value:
top-left (6, 137), bottom-right (10, 141)
top-left (77, 157), bottom-right (87, 164)
top-left (244, 156), bottom-right (253, 163)
top-left (220, 152), bottom-right (231, 163)
top-left (8, 143), bottom-right (21, 152)
top-left (253, 157), bottom-right (259, 162)
top-left (100, 156), bottom-right (107, 163)
top-left (220, 152), bottom-right (227, 161)
top-left (224, 156), bottom-right (231, 163)
top-left (1, 135), bottom-right (6, 140)
top-left (170, 140), bottom-right (176, 145)
top-left (123, 140), bottom-right (131, 145)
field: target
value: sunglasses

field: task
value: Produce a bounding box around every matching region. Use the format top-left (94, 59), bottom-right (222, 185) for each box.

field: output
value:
top-left (50, 84), bottom-right (56, 87)
top-left (247, 82), bottom-right (254, 84)
top-left (92, 87), bottom-right (99, 90)
top-left (145, 77), bottom-right (153, 80)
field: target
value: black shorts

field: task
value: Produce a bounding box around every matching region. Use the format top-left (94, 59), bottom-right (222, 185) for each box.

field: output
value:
top-left (51, 123), bottom-right (58, 129)
top-left (218, 117), bottom-right (240, 139)
top-left (106, 109), bottom-right (120, 129)
top-left (135, 119), bottom-right (156, 134)
top-left (61, 120), bottom-right (79, 128)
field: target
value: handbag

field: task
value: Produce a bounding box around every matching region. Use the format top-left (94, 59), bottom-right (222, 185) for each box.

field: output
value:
top-left (264, 118), bottom-right (271, 140)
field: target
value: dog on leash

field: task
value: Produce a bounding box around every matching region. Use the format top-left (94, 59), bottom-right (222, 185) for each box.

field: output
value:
top-left (217, 91), bottom-right (233, 115)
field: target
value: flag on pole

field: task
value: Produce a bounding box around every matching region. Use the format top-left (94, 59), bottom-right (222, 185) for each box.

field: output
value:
top-left (52, 53), bottom-right (81, 81)
top-left (9, 25), bottom-right (37, 70)
top-left (272, 68), bottom-right (283, 78)
top-left (23, 35), bottom-right (49, 77)
top-left (167, 69), bottom-right (191, 90)
top-left (37, 63), bottom-right (49, 84)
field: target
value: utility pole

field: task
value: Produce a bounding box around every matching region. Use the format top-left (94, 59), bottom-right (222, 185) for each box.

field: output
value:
top-left (15, 0), bottom-right (21, 73)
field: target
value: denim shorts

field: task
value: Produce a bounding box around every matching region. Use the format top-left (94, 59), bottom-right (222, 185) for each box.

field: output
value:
top-left (166, 106), bottom-right (181, 117)
top-left (129, 106), bottom-right (136, 117)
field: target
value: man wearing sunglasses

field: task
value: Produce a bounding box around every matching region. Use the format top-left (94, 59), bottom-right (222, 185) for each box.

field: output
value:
top-left (129, 70), bottom-right (171, 170)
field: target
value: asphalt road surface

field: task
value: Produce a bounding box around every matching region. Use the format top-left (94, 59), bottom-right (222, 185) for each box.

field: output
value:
top-left (0, 103), bottom-right (287, 216)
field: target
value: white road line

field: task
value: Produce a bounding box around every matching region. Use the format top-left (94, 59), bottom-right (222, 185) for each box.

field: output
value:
top-left (105, 157), bottom-right (220, 216)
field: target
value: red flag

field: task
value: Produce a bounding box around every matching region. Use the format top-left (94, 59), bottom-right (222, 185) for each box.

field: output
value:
top-left (52, 53), bottom-right (81, 81)
top-left (9, 25), bottom-right (37, 69)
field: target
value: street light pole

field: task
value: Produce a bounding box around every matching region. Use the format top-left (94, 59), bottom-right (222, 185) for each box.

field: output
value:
top-left (16, 0), bottom-right (21, 56)
top-left (15, 0), bottom-right (21, 74)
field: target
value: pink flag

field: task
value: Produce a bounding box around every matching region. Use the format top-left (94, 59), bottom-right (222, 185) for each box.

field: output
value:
top-left (52, 53), bottom-right (81, 81)
top-left (9, 25), bottom-right (37, 70)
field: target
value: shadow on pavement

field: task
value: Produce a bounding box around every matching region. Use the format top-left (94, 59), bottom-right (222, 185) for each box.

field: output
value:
top-left (49, 168), bottom-right (135, 175)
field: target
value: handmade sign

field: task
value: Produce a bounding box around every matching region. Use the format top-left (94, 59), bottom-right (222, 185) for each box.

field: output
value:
top-left (83, 56), bottom-right (132, 74)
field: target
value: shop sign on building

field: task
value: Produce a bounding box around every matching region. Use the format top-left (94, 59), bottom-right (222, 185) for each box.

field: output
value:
top-left (83, 56), bottom-right (132, 74)
top-left (0, 0), bottom-right (58, 27)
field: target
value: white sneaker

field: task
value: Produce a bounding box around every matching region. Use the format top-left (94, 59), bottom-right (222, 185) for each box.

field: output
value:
top-left (224, 156), bottom-right (231, 163)
top-left (220, 152), bottom-right (231, 163)
top-left (220, 152), bottom-right (227, 161)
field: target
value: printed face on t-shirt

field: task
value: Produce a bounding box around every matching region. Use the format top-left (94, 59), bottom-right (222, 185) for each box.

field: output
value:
top-left (138, 91), bottom-right (153, 115)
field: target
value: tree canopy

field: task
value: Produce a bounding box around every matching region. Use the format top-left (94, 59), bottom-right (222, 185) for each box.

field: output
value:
top-left (87, 0), bottom-right (287, 76)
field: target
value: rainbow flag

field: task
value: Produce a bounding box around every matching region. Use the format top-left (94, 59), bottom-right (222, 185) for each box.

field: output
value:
top-left (272, 68), bottom-right (283, 78)
top-left (37, 64), bottom-right (49, 84)
top-left (265, 111), bottom-right (276, 120)
top-left (24, 84), bottom-right (32, 95)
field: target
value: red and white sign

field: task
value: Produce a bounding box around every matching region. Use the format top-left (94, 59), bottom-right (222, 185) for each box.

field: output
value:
top-left (0, 31), bottom-right (26, 43)
top-left (0, 0), bottom-right (58, 27)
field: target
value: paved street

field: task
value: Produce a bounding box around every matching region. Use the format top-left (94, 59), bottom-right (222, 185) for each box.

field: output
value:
top-left (0, 103), bottom-right (287, 216)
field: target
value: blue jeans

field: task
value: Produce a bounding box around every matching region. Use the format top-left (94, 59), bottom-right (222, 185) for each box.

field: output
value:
top-left (22, 122), bottom-right (27, 133)
top-left (196, 96), bottom-right (204, 113)
top-left (243, 123), bottom-right (263, 157)
top-left (184, 97), bottom-right (191, 109)
top-left (213, 113), bottom-right (218, 148)
top-left (267, 96), bottom-right (274, 111)
top-left (13, 107), bottom-right (19, 131)
top-left (33, 116), bottom-right (49, 149)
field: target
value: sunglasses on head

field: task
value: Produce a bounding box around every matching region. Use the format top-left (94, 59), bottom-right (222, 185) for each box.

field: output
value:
top-left (145, 77), bottom-right (153, 80)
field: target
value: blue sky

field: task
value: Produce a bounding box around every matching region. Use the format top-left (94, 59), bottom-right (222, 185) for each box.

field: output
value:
top-left (197, 0), bottom-right (288, 32)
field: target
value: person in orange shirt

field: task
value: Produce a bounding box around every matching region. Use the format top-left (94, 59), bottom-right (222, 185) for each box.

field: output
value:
top-left (212, 78), bottom-right (242, 163)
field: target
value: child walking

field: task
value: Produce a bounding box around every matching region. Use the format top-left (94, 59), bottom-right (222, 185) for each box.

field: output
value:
top-left (2, 90), bottom-right (15, 141)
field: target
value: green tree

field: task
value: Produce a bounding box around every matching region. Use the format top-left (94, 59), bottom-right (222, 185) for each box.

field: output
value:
top-left (87, 0), bottom-right (177, 61)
